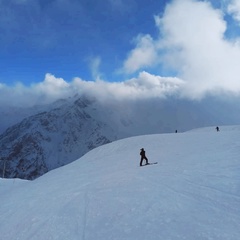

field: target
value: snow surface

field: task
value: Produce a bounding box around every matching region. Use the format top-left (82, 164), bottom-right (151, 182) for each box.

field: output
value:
top-left (1, 125), bottom-right (240, 240)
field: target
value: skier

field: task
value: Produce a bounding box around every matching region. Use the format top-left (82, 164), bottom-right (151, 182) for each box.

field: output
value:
top-left (140, 148), bottom-right (149, 166)
top-left (216, 126), bottom-right (220, 132)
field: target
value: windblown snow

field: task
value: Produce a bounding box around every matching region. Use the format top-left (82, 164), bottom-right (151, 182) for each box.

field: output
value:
top-left (0, 126), bottom-right (240, 240)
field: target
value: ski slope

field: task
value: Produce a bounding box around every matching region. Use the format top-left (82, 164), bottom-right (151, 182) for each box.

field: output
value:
top-left (0, 126), bottom-right (240, 240)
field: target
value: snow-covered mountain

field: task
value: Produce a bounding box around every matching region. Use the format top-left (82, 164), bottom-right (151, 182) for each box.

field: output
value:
top-left (0, 126), bottom-right (240, 240)
top-left (1, 95), bottom-right (240, 179)
top-left (0, 96), bottom-right (118, 179)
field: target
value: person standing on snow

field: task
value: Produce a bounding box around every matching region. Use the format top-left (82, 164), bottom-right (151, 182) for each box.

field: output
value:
top-left (140, 148), bottom-right (149, 166)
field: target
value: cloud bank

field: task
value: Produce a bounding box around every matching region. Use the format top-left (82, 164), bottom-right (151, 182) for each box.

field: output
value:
top-left (0, 72), bottom-right (184, 107)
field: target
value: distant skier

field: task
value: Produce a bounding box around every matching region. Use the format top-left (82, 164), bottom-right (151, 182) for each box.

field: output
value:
top-left (216, 126), bottom-right (220, 132)
top-left (140, 148), bottom-right (149, 166)
top-left (175, 130), bottom-right (178, 133)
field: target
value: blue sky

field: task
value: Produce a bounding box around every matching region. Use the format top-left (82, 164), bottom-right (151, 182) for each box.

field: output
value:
top-left (0, 0), bottom-right (168, 84)
top-left (1, 0), bottom-right (240, 106)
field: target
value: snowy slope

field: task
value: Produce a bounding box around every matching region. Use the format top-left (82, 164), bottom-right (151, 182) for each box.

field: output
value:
top-left (0, 126), bottom-right (240, 240)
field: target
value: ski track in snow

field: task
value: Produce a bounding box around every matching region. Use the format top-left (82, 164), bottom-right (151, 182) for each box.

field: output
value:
top-left (1, 125), bottom-right (240, 239)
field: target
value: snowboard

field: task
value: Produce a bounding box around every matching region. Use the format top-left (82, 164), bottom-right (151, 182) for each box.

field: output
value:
top-left (140, 162), bottom-right (158, 167)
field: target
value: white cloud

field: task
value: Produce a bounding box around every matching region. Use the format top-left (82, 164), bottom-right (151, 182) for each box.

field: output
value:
top-left (88, 56), bottom-right (102, 80)
top-left (33, 73), bottom-right (71, 97)
top-left (122, 34), bottom-right (158, 74)
top-left (122, 0), bottom-right (240, 99)
top-left (227, 0), bottom-right (240, 23)
top-left (0, 74), bottom-right (73, 107)
top-left (157, 0), bottom-right (240, 98)
top-left (73, 71), bottom-right (184, 101)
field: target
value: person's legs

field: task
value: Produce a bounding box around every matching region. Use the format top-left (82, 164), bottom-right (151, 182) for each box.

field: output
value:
top-left (140, 157), bottom-right (144, 166)
top-left (145, 157), bottom-right (149, 165)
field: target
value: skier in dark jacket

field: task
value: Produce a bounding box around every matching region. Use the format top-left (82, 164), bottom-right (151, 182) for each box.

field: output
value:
top-left (140, 148), bottom-right (149, 166)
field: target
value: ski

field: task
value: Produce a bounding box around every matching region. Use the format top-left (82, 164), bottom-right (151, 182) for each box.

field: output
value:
top-left (140, 162), bottom-right (158, 166)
